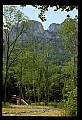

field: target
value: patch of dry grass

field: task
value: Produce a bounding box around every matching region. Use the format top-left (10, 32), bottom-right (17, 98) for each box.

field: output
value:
top-left (2, 105), bottom-right (65, 116)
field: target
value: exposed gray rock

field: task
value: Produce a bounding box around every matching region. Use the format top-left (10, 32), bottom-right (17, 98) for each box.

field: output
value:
top-left (3, 20), bottom-right (62, 43)
top-left (3, 20), bottom-right (71, 65)
top-left (49, 23), bottom-right (61, 33)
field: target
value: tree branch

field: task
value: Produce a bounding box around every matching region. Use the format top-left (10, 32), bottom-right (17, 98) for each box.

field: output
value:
top-left (8, 51), bottom-right (21, 70)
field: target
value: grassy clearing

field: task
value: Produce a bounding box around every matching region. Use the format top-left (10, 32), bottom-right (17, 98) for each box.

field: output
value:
top-left (2, 101), bottom-right (64, 109)
top-left (2, 105), bottom-right (65, 116)
top-left (30, 102), bottom-right (45, 106)
top-left (29, 101), bottom-right (64, 109)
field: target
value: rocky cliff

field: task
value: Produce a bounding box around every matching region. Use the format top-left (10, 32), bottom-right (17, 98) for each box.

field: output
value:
top-left (3, 20), bottom-right (62, 42)
top-left (3, 20), bottom-right (68, 54)
top-left (3, 20), bottom-right (71, 65)
top-left (19, 20), bottom-right (63, 43)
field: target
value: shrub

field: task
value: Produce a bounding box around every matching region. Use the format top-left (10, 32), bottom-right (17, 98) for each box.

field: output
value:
top-left (64, 87), bottom-right (77, 116)
top-left (2, 102), bottom-right (13, 108)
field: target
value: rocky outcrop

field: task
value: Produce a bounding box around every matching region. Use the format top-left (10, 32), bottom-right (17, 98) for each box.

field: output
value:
top-left (3, 20), bottom-right (71, 65)
top-left (3, 20), bottom-right (62, 43)
top-left (3, 20), bottom-right (66, 52)
top-left (19, 20), bottom-right (62, 43)
top-left (49, 23), bottom-right (61, 33)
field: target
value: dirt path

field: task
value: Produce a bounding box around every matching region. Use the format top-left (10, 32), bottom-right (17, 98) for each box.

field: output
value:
top-left (2, 105), bottom-right (65, 116)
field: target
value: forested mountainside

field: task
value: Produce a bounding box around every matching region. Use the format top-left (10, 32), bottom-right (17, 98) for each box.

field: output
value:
top-left (3, 19), bottom-right (72, 98)
top-left (3, 20), bottom-right (71, 66)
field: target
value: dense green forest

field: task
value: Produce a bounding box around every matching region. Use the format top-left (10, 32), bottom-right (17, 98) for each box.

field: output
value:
top-left (3, 5), bottom-right (78, 116)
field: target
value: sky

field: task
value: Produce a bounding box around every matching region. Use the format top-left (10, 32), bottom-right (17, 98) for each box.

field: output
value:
top-left (12, 5), bottom-right (78, 30)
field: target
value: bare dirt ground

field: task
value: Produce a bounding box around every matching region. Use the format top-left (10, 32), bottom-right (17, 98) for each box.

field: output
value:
top-left (2, 105), bottom-right (65, 116)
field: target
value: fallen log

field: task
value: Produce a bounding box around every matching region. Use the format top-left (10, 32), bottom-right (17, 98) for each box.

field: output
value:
top-left (17, 99), bottom-right (28, 105)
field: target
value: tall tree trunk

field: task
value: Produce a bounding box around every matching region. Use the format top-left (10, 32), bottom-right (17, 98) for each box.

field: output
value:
top-left (44, 63), bottom-right (48, 106)
top-left (45, 84), bottom-right (48, 105)
top-left (33, 76), bottom-right (36, 104)
top-left (4, 34), bottom-right (9, 105)
top-left (28, 83), bottom-right (31, 103)
top-left (38, 77), bottom-right (40, 105)
top-left (19, 92), bottom-right (22, 105)
top-left (4, 75), bottom-right (7, 106)
top-left (71, 51), bottom-right (76, 89)
top-left (48, 82), bottom-right (49, 103)
top-left (4, 65), bottom-right (8, 105)
top-left (19, 62), bottom-right (23, 105)
top-left (38, 68), bottom-right (42, 105)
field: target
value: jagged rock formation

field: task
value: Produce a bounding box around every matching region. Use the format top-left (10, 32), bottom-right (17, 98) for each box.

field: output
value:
top-left (3, 20), bottom-right (62, 43)
top-left (49, 23), bottom-right (61, 33)
top-left (17, 20), bottom-right (63, 44)
top-left (3, 20), bottom-right (71, 65)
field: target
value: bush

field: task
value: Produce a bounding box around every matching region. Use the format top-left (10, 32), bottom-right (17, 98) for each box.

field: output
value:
top-left (64, 87), bottom-right (77, 116)
top-left (48, 101), bottom-right (56, 106)
top-left (39, 102), bottom-right (45, 106)
top-left (57, 102), bottom-right (64, 109)
top-left (48, 101), bottom-right (64, 109)
top-left (29, 102), bottom-right (36, 106)
top-left (2, 102), bottom-right (13, 108)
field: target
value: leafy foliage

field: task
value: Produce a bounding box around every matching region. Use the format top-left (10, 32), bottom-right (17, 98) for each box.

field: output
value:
top-left (58, 17), bottom-right (78, 116)
top-left (3, 5), bottom-right (29, 105)
top-left (3, 5), bottom-right (78, 116)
